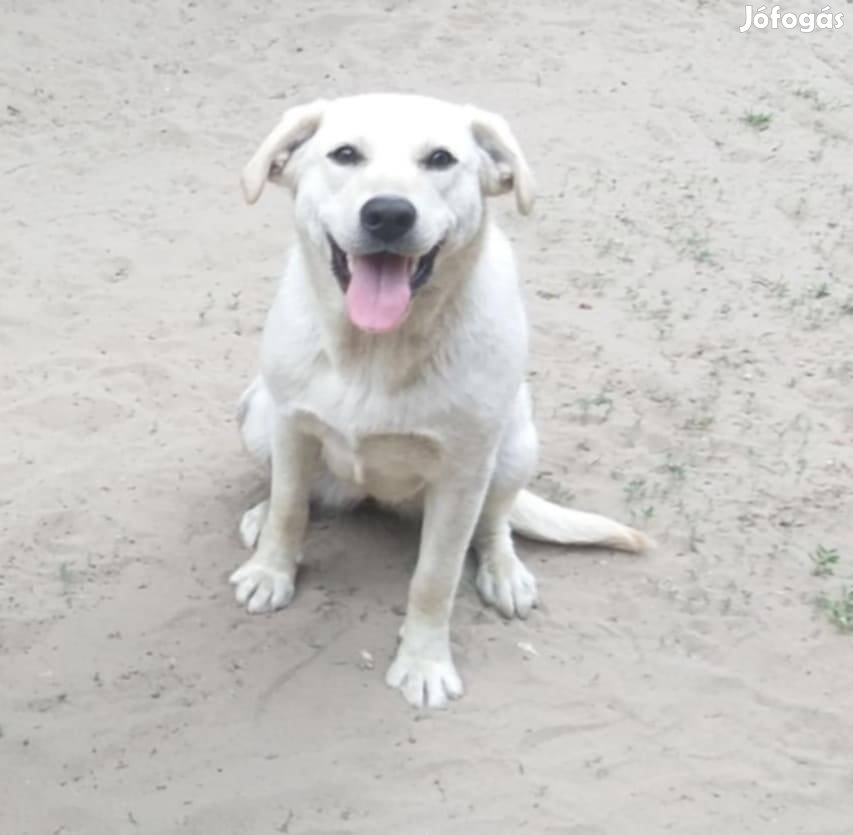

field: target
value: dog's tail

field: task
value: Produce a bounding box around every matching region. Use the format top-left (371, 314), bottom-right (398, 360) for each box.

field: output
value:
top-left (509, 489), bottom-right (652, 553)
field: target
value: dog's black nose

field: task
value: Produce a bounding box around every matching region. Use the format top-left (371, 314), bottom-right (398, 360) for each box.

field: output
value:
top-left (360, 195), bottom-right (417, 243)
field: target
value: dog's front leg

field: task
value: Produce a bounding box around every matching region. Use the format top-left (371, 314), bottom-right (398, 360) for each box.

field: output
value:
top-left (386, 458), bottom-right (493, 709)
top-left (230, 418), bottom-right (319, 614)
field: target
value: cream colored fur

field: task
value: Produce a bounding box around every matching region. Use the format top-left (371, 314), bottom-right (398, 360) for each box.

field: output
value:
top-left (232, 93), bottom-right (650, 709)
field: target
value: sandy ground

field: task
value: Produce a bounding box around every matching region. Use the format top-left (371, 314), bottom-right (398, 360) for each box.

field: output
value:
top-left (2, 0), bottom-right (853, 832)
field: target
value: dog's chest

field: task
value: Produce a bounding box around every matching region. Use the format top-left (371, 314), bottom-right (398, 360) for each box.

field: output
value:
top-left (290, 405), bottom-right (444, 503)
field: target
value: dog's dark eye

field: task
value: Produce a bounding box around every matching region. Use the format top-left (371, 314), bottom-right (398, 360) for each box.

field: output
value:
top-left (328, 144), bottom-right (364, 165)
top-left (423, 148), bottom-right (457, 170)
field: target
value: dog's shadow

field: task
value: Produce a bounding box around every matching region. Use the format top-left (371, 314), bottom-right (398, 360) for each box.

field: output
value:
top-left (298, 500), bottom-right (422, 610)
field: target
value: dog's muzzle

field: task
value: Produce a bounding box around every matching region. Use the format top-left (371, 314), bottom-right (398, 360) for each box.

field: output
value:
top-left (328, 236), bottom-right (441, 334)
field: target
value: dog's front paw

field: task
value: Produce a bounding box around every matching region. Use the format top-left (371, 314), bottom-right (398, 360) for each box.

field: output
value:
top-left (386, 646), bottom-right (463, 709)
top-left (476, 555), bottom-right (539, 619)
top-left (229, 557), bottom-right (295, 614)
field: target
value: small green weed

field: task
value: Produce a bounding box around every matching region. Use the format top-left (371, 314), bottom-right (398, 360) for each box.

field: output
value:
top-left (817, 587), bottom-right (853, 633)
top-left (811, 545), bottom-right (840, 577)
top-left (741, 112), bottom-right (773, 132)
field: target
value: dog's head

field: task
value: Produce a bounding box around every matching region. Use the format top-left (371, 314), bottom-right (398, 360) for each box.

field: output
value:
top-left (241, 94), bottom-right (534, 333)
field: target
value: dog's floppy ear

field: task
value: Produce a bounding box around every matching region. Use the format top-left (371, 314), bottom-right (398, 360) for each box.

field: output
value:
top-left (240, 99), bottom-right (328, 204)
top-left (467, 107), bottom-right (535, 215)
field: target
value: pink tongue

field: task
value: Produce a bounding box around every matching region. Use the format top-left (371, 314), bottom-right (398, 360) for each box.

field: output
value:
top-left (346, 253), bottom-right (412, 333)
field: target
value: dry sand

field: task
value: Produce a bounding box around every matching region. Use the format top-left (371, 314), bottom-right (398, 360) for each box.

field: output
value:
top-left (2, 1), bottom-right (853, 832)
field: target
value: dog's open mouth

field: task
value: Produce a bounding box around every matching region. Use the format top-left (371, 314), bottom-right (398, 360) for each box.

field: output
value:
top-left (329, 237), bottom-right (440, 333)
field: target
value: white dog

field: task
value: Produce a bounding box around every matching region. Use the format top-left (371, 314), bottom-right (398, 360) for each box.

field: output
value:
top-left (232, 94), bottom-right (649, 709)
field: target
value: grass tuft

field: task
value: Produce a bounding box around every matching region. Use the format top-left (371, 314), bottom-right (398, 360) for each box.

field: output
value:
top-left (741, 112), bottom-right (773, 132)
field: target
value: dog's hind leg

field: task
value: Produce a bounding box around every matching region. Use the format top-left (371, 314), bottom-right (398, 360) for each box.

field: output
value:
top-left (230, 420), bottom-right (319, 613)
top-left (235, 378), bottom-right (273, 550)
top-left (238, 473), bottom-right (367, 549)
top-left (237, 469), bottom-right (366, 553)
top-left (237, 375), bottom-right (273, 465)
top-left (239, 499), bottom-right (269, 549)
top-left (473, 393), bottom-right (540, 619)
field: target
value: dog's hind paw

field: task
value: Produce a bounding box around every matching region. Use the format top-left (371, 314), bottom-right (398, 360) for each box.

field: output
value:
top-left (475, 554), bottom-right (539, 619)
